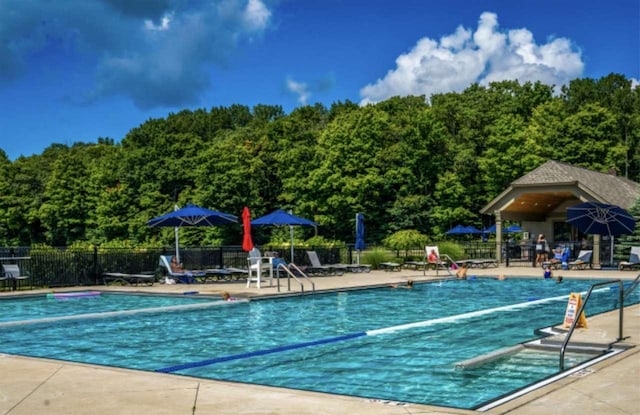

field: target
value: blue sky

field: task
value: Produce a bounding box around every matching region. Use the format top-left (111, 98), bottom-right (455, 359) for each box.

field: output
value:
top-left (1, 0), bottom-right (638, 160)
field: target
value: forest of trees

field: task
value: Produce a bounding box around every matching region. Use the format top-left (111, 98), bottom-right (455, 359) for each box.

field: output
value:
top-left (0, 74), bottom-right (638, 248)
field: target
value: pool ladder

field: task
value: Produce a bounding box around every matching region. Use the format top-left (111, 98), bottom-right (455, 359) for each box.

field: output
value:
top-left (275, 263), bottom-right (315, 294)
top-left (559, 274), bottom-right (640, 370)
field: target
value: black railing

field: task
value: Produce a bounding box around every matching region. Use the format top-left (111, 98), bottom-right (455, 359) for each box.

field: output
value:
top-left (0, 245), bottom-right (342, 289)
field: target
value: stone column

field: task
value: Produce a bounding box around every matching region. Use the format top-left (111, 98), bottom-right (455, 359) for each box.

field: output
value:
top-left (495, 210), bottom-right (502, 263)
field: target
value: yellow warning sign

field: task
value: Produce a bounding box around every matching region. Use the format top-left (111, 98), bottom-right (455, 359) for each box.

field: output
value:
top-left (563, 292), bottom-right (588, 328)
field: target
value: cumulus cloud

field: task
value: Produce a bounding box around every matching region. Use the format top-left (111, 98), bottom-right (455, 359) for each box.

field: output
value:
top-left (0, 0), bottom-right (271, 109)
top-left (360, 11), bottom-right (584, 104)
top-left (286, 78), bottom-right (310, 105)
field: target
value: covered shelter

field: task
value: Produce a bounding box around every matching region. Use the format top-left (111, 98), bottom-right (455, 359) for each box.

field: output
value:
top-left (480, 160), bottom-right (639, 268)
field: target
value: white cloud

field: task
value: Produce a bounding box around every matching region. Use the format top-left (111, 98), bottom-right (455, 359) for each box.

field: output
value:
top-left (0, 0), bottom-right (272, 109)
top-left (144, 14), bottom-right (172, 31)
top-left (286, 78), bottom-right (310, 105)
top-left (360, 11), bottom-right (584, 104)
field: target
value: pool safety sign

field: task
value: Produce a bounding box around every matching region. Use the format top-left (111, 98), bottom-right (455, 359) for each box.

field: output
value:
top-left (563, 293), bottom-right (588, 328)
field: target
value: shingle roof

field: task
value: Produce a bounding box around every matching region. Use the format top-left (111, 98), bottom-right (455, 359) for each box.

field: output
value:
top-left (513, 160), bottom-right (640, 209)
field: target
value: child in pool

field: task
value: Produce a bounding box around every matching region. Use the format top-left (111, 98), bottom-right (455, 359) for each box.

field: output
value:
top-left (543, 266), bottom-right (553, 279)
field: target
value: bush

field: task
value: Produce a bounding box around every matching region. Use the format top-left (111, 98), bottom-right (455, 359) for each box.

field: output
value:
top-left (383, 230), bottom-right (429, 253)
top-left (361, 247), bottom-right (396, 269)
top-left (437, 241), bottom-right (465, 260)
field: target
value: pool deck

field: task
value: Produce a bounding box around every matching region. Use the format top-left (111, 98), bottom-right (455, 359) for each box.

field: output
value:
top-left (0, 266), bottom-right (638, 415)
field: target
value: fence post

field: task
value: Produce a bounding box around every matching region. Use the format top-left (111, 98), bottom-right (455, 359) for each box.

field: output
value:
top-left (93, 246), bottom-right (99, 284)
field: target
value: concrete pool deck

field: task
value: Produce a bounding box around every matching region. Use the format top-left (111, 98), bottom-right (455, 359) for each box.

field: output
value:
top-left (0, 267), bottom-right (638, 414)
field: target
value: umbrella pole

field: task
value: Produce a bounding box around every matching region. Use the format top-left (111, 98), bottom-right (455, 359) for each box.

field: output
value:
top-left (174, 204), bottom-right (180, 262)
top-left (174, 226), bottom-right (180, 263)
top-left (290, 225), bottom-right (294, 263)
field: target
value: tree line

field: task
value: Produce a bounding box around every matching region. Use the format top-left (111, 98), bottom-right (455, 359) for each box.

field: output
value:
top-left (0, 74), bottom-right (638, 248)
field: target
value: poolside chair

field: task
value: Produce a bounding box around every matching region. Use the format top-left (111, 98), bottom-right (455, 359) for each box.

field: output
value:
top-left (423, 246), bottom-right (454, 276)
top-left (158, 255), bottom-right (204, 284)
top-left (1, 264), bottom-right (30, 291)
top-left (618, 246), bottom-right (640, 271)
top-left (544, 246), bottom-right (571, 270)
top-left (306, 251), bottom-right (351, 276)
top-left (568, 250), bottom-right (592, 270)
top-left (246, 248), bottom-right (273, 288)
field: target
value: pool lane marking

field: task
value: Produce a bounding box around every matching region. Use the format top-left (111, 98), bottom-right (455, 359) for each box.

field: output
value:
top-left (0, 300), bottom-right (246, 328)
top-left (157, 290), bottom-right (604, 373)
top-left (368, 286), bottom-right (614, 336)
top-left (155, 332), bottom-right (367, 373)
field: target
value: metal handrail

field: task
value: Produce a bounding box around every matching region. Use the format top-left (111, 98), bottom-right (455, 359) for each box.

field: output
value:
top-left (275, 263), bottom-right (315, 294)
top-left (559, 279), bottom-right (624, 370)
top-left (623, 274), bottom-right (640, 301)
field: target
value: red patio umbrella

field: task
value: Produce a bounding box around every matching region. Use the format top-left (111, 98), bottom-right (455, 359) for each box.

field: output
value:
top-left (242, 206), bottom-right (254, 252)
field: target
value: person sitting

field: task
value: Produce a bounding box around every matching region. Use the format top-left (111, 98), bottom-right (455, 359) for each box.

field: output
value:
top-left (543, 265), bottom-right (553, 279)
top-left (170, 256), bottom-right (185, 273)
top-left (169, 256), bottom-right (196, 284)
top-left (428, 249), bottom-right (439, 263)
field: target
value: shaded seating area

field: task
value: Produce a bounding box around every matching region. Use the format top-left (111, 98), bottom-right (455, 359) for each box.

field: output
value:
top-left (568, 250), bottom-right (592, 270)
top-left (618, 246), bottom-right (640, 271)
top-left (1, 264), bottom-right (30, 291)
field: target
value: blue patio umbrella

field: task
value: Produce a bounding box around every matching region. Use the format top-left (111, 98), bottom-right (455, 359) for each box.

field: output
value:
top-left (464, 225), bottom-right (482, 234)
top-left (505, 225), bottom-right (522, 233)
top-left (251, 209), bottom-right (318, 261)
top-left (567, 202), bottom-right (635, 266)
top-left (567, 202), bottom-right (635, 237)
top-left (445, 224), bottom-right (469, 235)
top-left (147, 204), bottom-right (238, 261)
top-left (482, 224), bottom-right (497, 234)
top-left (355, 213), bottom-right (366, 264)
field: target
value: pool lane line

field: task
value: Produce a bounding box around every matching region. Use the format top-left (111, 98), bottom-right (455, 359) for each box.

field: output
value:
top-left (368, 286), bottom-right (614, 336)
top-left (0, 300), bottom-right (247, 328)
top-left (157, 291), bottom-right (597, 374)
top-left (155, 332), bottom-right (367, 373)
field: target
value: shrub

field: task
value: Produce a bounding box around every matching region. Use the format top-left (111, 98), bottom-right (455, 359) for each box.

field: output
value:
top-left (361, 247), bottom-right (396, 269)
top-left (437, 241), bottom-right (465, 260)
top-left (383, 230), bottom-right (429, 253)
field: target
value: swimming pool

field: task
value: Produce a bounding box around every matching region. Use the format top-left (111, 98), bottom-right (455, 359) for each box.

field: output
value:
top-left (0, 292), bottom-right (214, 323)
top-left (0, 278), bottom-right (636, 409)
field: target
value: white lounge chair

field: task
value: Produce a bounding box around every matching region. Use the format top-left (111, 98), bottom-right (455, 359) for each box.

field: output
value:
top-left (568, 250), bottom-right (592, 270)
top-left (424, 246), bottom-right (454, 276)
top-left (618, 247), bottom-right (640, 270)
top-left (158, 255), bottom-right (204, 284)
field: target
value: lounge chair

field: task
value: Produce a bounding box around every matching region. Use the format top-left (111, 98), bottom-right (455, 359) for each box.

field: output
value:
top-left (246, 248), bottom-right (273, 288)
top-left (158, 255), bottom-right (204, 284)
top-left (618, 246), bottom-right (640, 271)
top-left (305, 250), bottom-right (365, 276)
top-left (103, 272), bottom-right (155, 286)
top-left (543, 246), bottom-right (571, 270)
top-left (305, 250), bottom-right (345, 275)
top-left (568, 250), bottom-right (592, 270)
top-left (423, 246), bottom-right (454, 276)
top-left (2, 264), bottom-right (30, 291)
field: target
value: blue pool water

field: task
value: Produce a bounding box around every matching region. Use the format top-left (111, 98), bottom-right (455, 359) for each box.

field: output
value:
top-left (0, 292), bottom-right (214, 323)
top-left (0, 278), bottom-right (636, 409)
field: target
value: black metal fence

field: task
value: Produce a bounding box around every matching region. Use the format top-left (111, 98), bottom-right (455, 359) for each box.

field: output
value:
top-left (0, 245), bottom-right (342, 288)
top-left (0, 240), bottom-right (631, 289)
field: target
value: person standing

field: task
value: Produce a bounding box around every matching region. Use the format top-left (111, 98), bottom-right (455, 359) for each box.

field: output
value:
top-left (535, 234), bottom-right (549, 267)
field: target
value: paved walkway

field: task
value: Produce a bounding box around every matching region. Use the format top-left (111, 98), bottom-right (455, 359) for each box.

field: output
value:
top-left (0, 267), bottom-right (638, 414)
